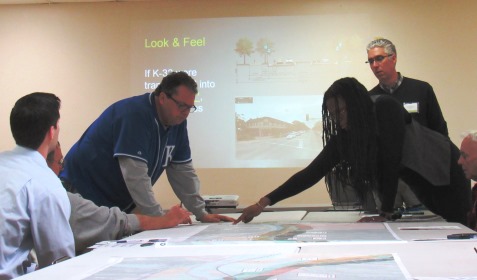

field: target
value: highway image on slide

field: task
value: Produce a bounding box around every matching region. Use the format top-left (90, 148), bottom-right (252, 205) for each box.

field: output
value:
top-left (235, 95), bottom-right (324, 167)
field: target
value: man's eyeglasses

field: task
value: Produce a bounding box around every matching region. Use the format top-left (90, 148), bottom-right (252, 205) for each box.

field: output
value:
top-left (365, 54), bottom-right (393, 64)
top-left (166, 94), bottom-right (197, 113)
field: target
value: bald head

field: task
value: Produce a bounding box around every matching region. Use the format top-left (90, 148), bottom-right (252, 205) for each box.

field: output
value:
top-left (458, 132), bottom-right (477, 181)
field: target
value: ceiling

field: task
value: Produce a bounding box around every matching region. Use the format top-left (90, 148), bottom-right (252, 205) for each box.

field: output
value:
top-left (0, 0), bottom-right (147, 4)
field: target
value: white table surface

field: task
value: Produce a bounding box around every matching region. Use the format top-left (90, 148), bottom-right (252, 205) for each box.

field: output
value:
top-left (16, 212), bottom-right (477, 280)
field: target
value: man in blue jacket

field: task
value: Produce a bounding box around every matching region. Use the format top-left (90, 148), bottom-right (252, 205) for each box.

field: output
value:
top-left (61, 71), bottom-right (234, 223)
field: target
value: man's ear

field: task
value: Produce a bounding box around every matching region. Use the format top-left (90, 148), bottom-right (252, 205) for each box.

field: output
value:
top-left (157, 92), bottom-right (167, 105)
top-left (47, 125), bottom-right (56, 140)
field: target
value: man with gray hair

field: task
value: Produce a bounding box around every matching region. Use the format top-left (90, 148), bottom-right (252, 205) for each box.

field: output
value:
top-left (366, 38), bottom-right (448, 136)
top-left (458, 131), bottom-right (477, 230)
top-left (366, 38), bottom-right (449, 211)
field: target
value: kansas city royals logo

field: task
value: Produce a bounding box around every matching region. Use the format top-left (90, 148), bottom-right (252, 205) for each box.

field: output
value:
top-left (162, 145), bottom-right (175, 167)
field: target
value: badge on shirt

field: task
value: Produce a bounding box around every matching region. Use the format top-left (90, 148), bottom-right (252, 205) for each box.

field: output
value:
top-left (403, 102), bottom-right (419, 113)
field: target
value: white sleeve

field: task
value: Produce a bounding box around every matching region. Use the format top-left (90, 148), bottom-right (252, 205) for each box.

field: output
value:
top-left (166, 161), bottom-right (207, 220)
top-left (29, 181), bottom-right (75, 268)
top-left (118, 156), bottom-right (163, 216)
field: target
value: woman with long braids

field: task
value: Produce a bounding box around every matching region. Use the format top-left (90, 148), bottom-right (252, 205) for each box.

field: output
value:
top-left (235, 77), bottom-right (471, 225)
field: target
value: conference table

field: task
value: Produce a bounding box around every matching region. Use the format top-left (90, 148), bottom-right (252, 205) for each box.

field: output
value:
top-left (17, 209), bottom-right (477, 279)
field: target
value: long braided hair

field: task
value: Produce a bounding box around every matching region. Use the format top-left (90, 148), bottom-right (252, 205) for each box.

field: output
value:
top-left (321, 77), bottom-right (377, 205)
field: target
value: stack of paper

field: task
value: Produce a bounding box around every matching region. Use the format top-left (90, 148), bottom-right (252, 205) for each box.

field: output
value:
top-left (203, 195), bottom-right (239, 208)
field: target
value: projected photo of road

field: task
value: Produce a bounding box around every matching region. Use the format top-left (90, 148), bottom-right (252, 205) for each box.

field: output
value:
top-left (235, 95), bottom-right (323, 167)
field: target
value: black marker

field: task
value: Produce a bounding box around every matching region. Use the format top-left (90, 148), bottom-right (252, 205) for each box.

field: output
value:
top-left (447, 233), bottom-right (477, 239)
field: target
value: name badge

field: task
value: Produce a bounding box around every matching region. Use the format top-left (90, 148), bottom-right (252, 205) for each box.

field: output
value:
top-left (403, 102), bottom-right (419, 113)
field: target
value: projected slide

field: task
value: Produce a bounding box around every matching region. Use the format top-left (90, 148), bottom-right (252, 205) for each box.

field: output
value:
top-left (131, 15), bottom-right (370, 168)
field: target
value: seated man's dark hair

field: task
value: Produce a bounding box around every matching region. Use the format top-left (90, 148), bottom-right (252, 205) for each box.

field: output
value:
top-left (10, 92), bottom-right (61, 150)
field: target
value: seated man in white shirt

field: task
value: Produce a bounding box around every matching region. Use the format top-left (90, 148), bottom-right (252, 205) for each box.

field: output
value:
top-left (47, 142), bottom-right (192, 253)
top-left (0, 92), bottom-right (75, 279)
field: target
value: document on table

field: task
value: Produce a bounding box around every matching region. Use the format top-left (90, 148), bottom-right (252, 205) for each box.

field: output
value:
top-left (123, 222), bottom-right (401, 244)
top-left (398, 226), bottom-right (461, 230)
top-left (80, 253), bottom-right (412, 280)
top-left (89, 238), bottom-right (168, 249)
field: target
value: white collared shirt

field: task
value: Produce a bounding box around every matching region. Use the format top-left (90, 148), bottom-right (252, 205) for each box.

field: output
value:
top-left (0, 146), bottom-right (74, 279)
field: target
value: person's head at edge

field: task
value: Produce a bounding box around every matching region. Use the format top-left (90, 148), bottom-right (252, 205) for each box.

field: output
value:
top-left (366, 38), bottom-right (398, 86)
top-left (322, 77), bottom-right (377, 205)
top-left (10, 92), bottom-right (61, 157)
top-left (458, 131), bottom-right (477, 181)
top-left (47, 142), bottom-right (63, 176)
top-left (152, 71), bottom-right (198, 127)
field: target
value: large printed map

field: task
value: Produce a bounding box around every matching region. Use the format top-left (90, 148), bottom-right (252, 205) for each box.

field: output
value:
top-left (152, 222), bottom-right (399, 244)
top-left (82, 223), bottom-right (408, 279)
top-left (84, 253), bottom-right (410, 279)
